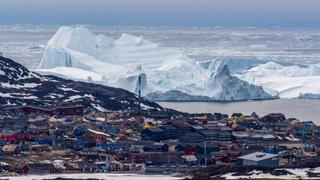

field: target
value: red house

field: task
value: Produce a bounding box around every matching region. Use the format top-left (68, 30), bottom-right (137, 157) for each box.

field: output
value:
top-left (0, 133), bottom-right (32, 142)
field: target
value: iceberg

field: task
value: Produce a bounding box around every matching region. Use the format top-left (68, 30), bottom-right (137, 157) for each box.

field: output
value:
top-left (237, 62), bottom-right (320, 98)
top-left (206, 65), bottom-right (277, 100)
top-left (37, 26), bottom-right (276, 101)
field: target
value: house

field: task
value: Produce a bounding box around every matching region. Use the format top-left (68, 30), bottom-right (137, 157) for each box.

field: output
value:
top-left (28, 115), bottom-right (47, 126)
top-left (231, 113), bottom-right (243, 120)
top-left (0, 140), bottom-right (6, 147)
top-left (141, 128), bottom-right (165, 141)
top-left (259, 113), bottom-right (286, 124)
top-left (53, 129), bottom-right (65, 138)
top-left (295, 128), bottom-right (312, 138)
top-left (0, 131), bottom-right (32, 142)
top-left (251, 112), bottom-right (259, 118)
top-left (302, 121), bottom-right (316, 129)
top-left (76, 134), bottom-right (97, 148)
top-left (62, 118), bottom-right (74, 126)
top-left (171, 121), bottom-right (193, 135)
top-left (199, 130), bottom-right (218, 141)
top-left (161, 125), bottom-right (178, 139)
top-left (36, 136), bottom-right (54, 145)
top-left (97, 143), bottom-right (116, 152)
top-left (0, 118), bottom-right (28, 133)
top-left (144, 142), bottom-right (168, 152)
top-left (178, 145), bottom-right (197, 155)
top-left (30, 145), bottom-right (51, 152)
top-left (53, 138), bottom-right (68, 148)
top-left (177, 142), bottom-right (220, 155)
top-left (217, 132), bottom-right (232, 141)
top-left (265, 145), bottom-right (286, 154)
top-left (0, 161), bottom-right (10, 172)
top-left (19, 143), bottom-right (29, 151)
top-left (191, 125), bottom-right (206, 132)
top-left (179, 132), bottom-right (204, 143)
top-left (246, 144), bottom-right (266, 152)
top-left (130, 144), bottom-right (144, 153)
top-left (79, 151), bottom-right (101, 161)
top-left (28, 124), bottom-right (49, 134)
top-left (73, 124), bottom-right (88, 136)
top-left (237, 120), bottom-right (263, 130)
top-left (142, 152), bottom-right (183, 166)
top-left (232, 132), bottom-right (251, 142)
top-left (213, 113), bottom-right (226, 120)
top-left (2, 144), bottom-right (20, 155)
top-left (181, 155), bottom-right (198, 165)
top-left (236, 152), bottom-right (279, 168)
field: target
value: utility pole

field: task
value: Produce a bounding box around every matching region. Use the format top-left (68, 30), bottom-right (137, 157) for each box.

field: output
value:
top-left (105, 154), bottom-right (109, 173)
top-left (204, 141), bottom-right (207, 167)
top-left (168, 149), bottom-right (171, 165)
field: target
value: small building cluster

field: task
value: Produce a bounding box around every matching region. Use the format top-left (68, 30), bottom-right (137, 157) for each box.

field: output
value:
top-left (0, 105), bottom-right (319, 176)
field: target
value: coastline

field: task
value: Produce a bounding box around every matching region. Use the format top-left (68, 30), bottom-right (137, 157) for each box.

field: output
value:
top-left (158, 99), bottom-right (320, 125)
top-left (0, 173), bottom-right (183, 180)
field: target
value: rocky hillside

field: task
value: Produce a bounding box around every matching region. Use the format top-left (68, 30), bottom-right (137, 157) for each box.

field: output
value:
top-left (0, 56), bottom-right (164, 112)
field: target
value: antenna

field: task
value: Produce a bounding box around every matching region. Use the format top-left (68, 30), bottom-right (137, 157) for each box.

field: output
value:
top-left (138, 75), bottom-right (142, 113)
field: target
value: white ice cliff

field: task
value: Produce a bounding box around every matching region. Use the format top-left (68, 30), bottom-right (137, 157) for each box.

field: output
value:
top-left (37, 26), bottom-right (277, 101)
top-left (236, 62), bottom-right (320, 98)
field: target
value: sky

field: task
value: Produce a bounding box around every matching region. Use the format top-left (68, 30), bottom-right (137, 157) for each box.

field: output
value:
top-left (0, 0), bottom-right (320, 27)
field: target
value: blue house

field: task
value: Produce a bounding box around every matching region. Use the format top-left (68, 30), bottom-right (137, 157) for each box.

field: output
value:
top-left (36, 137), bottom-right (53, 145)
top-left (141, 128), bottom-right (165, 141)
top-left (76, 135), bottom-right (96, 149)
top-left (73, 125), bottom-right (88, 136)
top-left (0, 140), bottom-right (6, 147)
top-left (295, 128), bottom-right (312, 138)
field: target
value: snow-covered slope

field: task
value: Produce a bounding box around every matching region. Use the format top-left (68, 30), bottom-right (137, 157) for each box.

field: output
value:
top-left (37, 26), bottom-right (275, 101)
top-left (0, 56), bottom-right (164, 112)
top-left (237, 62), bottom-right (320, 98)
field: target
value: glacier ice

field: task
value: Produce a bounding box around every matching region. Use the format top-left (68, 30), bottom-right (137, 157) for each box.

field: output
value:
top-left (37, 26), bottom-right (277, 101)
top-left (237, 62), bottom-right (320, 98)
top-left (206, 65), bottom-right (276, 100)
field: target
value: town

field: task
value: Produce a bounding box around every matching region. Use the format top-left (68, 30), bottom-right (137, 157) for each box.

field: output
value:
top-left (0, 104), bottom-right (319, 177)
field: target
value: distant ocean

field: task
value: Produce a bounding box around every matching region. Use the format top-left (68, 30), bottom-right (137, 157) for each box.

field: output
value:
top-left (1, 25), bottom-right (320, 69)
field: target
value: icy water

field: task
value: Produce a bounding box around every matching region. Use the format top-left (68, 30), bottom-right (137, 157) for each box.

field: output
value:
top-left (1, 25), bottom-right (320, 69)
top-left (158, 99), bottom-right (320, 125)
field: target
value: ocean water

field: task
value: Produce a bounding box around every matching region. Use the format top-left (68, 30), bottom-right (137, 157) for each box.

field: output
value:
top-left (1, 25), bottom-right (320, 69)
top-left (158, 99), bottom-right (320, 125)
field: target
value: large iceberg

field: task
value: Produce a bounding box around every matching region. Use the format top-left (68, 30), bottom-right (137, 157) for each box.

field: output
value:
top-left (237, 62), bottom-right (320, 98)
top-left (37, 26), bottom-right (276, 101)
